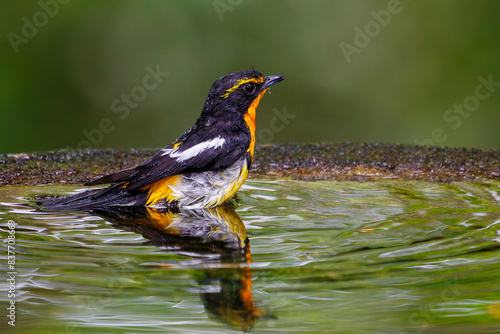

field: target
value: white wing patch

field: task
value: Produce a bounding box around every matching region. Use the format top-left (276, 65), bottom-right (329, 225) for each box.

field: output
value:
top-left (161, 136), bottom-right (226, 162)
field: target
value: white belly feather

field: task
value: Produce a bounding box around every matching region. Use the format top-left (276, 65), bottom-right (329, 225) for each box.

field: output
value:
top-left (164, 157), bottom-right (249, 209)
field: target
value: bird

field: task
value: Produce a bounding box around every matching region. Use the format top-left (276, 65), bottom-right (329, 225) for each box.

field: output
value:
top-left (41, 69), bottom-right (284, 211)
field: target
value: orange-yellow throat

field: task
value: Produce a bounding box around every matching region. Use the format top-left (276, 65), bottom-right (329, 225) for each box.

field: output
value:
top-left (244, 89), bottom-right (266, 160)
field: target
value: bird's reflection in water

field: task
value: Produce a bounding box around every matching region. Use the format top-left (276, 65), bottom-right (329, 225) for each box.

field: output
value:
top-left (92, 202), bottom-right (263, 332)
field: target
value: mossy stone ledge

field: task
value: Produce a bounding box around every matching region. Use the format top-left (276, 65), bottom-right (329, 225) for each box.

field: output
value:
top-left (0, 142), bottom-right (499, 186)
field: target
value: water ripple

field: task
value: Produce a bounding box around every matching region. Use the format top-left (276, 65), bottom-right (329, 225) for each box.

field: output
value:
top-left (0, 180), bottom-right (499, 333)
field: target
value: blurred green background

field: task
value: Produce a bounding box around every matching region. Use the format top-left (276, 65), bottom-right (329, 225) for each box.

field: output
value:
top-left (1, 0), bottom-right (499, 154)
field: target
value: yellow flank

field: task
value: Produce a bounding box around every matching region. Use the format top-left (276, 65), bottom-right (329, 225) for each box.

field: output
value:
top-left (144, 175), bottom-right (181, 206)
top-left (172, 141), bottom-right (182, 149)
top-left (221, 76), bottom-right (265, 99)
top-left (244, 89), bottom-right (267, 160)
top-left (218, 163), bottom-right (249, 205)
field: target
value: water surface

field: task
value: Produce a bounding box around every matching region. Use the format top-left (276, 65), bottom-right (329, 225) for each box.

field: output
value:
top-left (1, 179), bottom-right (500, 333)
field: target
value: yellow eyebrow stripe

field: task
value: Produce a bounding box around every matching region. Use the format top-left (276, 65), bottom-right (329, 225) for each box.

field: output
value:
top-left (221, 76), bottom-right (264, 99)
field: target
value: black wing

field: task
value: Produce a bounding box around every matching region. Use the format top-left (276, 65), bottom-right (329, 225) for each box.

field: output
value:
top-left (86, 131), bottom-right (250, 192)
top-left (85, 167), bottom-right (137, 186)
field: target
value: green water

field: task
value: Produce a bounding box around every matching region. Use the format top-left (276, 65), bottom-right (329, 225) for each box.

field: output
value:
top-left (1, 179), bottom-right (500, 333)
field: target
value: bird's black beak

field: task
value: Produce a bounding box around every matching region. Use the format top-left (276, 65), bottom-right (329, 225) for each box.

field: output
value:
top-left (263, 75), bottom-right (285, 89)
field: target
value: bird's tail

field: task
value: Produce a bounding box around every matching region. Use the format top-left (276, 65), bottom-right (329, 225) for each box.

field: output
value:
top-left (38, 185), bottom-right (148, 211)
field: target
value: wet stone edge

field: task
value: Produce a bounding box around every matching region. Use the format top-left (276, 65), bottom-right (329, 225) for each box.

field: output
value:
top-left (0, 142), bottom-right (499, 186)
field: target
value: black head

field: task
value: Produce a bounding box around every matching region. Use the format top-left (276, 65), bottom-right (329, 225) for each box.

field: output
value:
top-left (201, 69), bottom-right (284, 118)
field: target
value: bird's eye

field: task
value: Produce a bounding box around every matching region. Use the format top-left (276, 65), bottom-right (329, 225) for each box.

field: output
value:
top-left (244, 82), bottom-right (256, 94)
